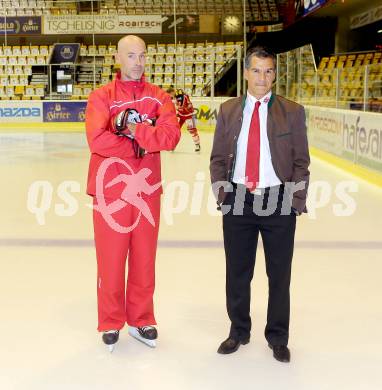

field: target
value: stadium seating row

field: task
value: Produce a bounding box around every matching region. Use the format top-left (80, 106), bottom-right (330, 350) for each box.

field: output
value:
top-left (300, 68), bottom-right (382, 108)
top-left (318, 52), bottom-right (382, 70)
top-left (0, 85), bottom-right (45, 99)
top-left (0, 46), bottom-right (50, 56)
top-left (309, 53), bottom-right (382, 108)
top-left (0, 41), bottom-right (242, 99)
top-left (0, 0), bottom-right (278, 20)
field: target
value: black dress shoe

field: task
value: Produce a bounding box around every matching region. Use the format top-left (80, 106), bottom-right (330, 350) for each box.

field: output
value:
top-left (268, 343), bottom-right (290, 363)
top-left (217, 337), bottom-right (250, 354)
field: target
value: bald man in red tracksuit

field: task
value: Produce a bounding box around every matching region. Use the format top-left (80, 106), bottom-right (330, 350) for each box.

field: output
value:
top-left (86, 70), bottom-right (180, 350)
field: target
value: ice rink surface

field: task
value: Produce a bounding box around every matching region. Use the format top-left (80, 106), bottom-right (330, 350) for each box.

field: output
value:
top-left (0, 129), bottom-right (381, 390)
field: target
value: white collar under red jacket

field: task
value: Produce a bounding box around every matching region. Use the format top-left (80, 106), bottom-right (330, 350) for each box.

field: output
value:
top-left (85, 71), bottom-right (181, 200)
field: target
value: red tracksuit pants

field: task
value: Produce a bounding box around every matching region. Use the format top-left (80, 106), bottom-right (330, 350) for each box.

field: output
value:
top-left (93, 196), bottom-right (160, 332)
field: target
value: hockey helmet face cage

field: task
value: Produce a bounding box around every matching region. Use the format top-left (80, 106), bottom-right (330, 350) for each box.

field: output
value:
top-left (114, 108), bottom-right (143, 133)
top-left (127, 108), bottom-right (142, 124)
top-left (175, 89), bottom-right (185, 105)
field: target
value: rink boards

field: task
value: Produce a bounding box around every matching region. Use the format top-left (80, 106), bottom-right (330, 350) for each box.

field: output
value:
top-left (1, 99), bottom-right (382, 187)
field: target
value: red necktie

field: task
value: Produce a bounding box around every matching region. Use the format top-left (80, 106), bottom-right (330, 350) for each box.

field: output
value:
top-left (245, 101), bottom-right (261, 191)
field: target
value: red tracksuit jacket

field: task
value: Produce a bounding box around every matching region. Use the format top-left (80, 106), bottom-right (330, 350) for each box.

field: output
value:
top-left (86, 73), bottom-right (181, 199)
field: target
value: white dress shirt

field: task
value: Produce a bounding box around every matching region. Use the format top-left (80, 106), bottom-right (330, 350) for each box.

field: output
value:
top-left (232, 91), bottom-right (282, 189)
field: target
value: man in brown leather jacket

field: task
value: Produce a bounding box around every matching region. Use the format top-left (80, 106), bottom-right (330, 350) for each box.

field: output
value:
top-left (210, 45), bottom-right (310, 362)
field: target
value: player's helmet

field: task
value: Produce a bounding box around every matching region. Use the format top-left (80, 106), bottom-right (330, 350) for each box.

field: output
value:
top-left (175, 89), bottom-right (185, 105)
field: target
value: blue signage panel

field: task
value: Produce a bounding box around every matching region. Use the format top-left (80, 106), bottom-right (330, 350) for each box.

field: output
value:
top-left (43, 102), bottom-right (87, 122)
top-left (303, 0), bottom-right (327, 15)
top-left (0, 16), bottom-right (41, 35)
top-left (50, 43), bottom-right (80, 64)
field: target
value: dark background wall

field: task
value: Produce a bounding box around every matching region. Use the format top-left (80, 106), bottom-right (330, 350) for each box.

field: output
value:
top-left (249, 16), bottom-right (337, 62)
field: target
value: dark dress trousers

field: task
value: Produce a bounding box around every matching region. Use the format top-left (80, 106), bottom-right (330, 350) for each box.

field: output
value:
top-left (210, 94), bottom-right (310, 346)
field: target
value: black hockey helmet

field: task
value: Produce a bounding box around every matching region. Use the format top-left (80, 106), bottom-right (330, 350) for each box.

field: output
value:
top-left (175, 88), bottom-right (185, 104)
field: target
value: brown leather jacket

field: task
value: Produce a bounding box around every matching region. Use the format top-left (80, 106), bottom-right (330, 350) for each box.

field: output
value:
top-left (210, 94), bottom-right (310, 213)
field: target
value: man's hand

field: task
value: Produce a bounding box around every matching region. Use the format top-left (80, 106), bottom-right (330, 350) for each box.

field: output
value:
top-left (126, 123), bottom-right (136, 136)
top-left (292, 207), bottom-right (302, 216)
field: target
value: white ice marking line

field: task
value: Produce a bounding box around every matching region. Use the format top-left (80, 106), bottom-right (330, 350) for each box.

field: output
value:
top-left (0, 239), bottom-right (382, 249)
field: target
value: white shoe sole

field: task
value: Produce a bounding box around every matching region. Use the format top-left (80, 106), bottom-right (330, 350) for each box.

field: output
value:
top-left (128, 326), bottom-right (156, 348)
top-left (108, 344), bottom-right (115, 353)
top-left (103, 330), bottom-right (119, 353)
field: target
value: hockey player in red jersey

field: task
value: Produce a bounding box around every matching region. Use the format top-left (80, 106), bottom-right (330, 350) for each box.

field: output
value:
top-left (167, 87), bottom-right (201, 152)
top-left (86, 35), bottom-right (180, 351)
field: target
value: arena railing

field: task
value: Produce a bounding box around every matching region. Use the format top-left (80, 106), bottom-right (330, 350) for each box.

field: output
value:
top-left (276, 45), bottom-right (382, 113)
